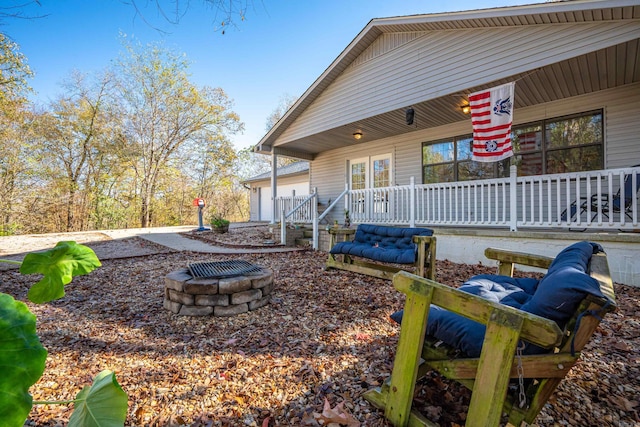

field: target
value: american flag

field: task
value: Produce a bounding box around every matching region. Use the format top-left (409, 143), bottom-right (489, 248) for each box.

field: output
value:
top-left (469, 82), bottom-right (515, 162)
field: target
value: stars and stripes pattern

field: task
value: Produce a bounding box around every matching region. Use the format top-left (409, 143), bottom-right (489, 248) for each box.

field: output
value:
top-left (469, 82), bottom-right (515, 162)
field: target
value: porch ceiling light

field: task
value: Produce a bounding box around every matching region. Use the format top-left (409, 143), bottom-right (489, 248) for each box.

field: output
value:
top-left (353, 131), bottom-right (363, 140)
top-left (461, 104), bottom-right (471, 114)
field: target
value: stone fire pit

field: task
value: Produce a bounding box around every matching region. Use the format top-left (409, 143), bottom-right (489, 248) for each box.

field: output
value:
top-left (163, 261), bottom-right (274, 316)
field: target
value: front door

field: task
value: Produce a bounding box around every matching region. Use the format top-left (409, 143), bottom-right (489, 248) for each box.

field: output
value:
top-left (348, 154), bottom-right (392, 218)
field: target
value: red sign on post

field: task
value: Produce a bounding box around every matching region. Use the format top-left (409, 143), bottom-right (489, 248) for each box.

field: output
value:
top-left (193, 198), bottom-right (205, 207)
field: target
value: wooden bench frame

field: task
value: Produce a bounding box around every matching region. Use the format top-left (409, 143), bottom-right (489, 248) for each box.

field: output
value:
top-left (363, 247), bottom-right (616, 427)
top-left (326, 227), bottom-right (437, 280)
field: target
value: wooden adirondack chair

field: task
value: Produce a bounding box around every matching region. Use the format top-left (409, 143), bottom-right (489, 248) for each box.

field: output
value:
top-left (363, 242), bottom-right (616, 427)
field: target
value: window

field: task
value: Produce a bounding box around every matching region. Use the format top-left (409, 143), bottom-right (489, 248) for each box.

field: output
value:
top-left (350, 159), bottom-right (366, 190)
top-left (544, 111), bottom-right (603, 173)
top-left (422, 110), bottom-right (603, 183)
top-left (422, 136), bottom-right (505, 183)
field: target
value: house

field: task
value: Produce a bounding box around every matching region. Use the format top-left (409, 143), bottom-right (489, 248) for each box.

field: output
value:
top-left (254, 0), bottom-right (640, 285)
top-left (243, 161), bottom-right (309, 222)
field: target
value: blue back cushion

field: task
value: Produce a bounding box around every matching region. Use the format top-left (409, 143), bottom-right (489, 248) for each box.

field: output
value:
top-left (330, 224), bottom-right (433, 264)
top-left (391, 241), bottom-right (605, 357)
top-left (520, 241), bottom-right (604, 328)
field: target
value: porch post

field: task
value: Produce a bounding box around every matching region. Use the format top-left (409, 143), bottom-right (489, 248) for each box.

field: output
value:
top-left (280, 206), bottom-right (286, 244)
top-left (344, 182), bottom-right (350, 221)
top-left (271, 152), bottom-right (278, 224)
top-left (312, 187), bottom-right (319, 250)
top-left (509, 165), bottom-right (518, 232)
top-left (291, 189), bottom-right (296, 222)
top-left (410, 176), bottom-right (416, 227)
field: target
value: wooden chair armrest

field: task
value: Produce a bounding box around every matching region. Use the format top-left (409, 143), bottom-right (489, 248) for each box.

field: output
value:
top-left (412, 235), bottom-right (435, 245)
top-left (485, 248), bottom-right (554, 276)
top-left (413, 235), bottom-right (437, 280)
top-left (328, 228), bottom-right (355, 235)
top-left (328, 227), bottom-right (355, 247)
top-left (393, 271), bottom-right (563, 349)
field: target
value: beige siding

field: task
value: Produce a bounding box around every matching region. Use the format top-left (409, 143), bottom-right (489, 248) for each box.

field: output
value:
top-left (602, 85), bottom-right (640, 168)
top-left (277, 21), bottom-right (639, 145)
top-left (345, 32), bottom-right (425, 70)
top-left (310, 82), bottom-right (640, 221)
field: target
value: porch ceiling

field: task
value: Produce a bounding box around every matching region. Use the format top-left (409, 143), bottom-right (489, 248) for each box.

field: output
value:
top-left (269, 40), bottom-right (640, 160)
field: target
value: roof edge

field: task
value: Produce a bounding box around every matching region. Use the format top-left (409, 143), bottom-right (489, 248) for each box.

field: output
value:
top-left (256, 0), bottom-right (639, 151)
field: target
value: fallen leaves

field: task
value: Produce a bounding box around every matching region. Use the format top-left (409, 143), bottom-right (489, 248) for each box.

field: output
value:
top-left (306, 398), bottom-right (360, 426)
top-left (2, 227), bottom-right (638, 426)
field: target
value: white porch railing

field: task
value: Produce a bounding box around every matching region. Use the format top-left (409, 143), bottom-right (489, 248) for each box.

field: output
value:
top-left (276, 166), bottom-right (640, 249)
top-left (275, 191), bottom-right (314, 224)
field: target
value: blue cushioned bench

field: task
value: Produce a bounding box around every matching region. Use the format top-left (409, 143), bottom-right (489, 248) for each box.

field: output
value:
top-left (326, 224), bottom-right (436, 280)
top-left (363, 241), bottom-right (616, 427)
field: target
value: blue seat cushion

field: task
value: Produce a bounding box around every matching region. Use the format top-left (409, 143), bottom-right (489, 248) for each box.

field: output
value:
top-left (391, 275), bottom-right (538, 357)
top-left (330, 224), bottom-right (433, 264)
top-left (391, 241), bottom-right (605, 358)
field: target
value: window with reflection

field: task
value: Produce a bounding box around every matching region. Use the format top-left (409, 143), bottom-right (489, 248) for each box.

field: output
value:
top-left (351, 162), bottom-right (366, 190)
top-left (422, 110), bottom-right (603, 183)
top-left (544, 112), bottom-right (603, 173)
top-left (373, 158), bottom-right (390, 188)
top-left (423, 140), bottom-right (455, 183)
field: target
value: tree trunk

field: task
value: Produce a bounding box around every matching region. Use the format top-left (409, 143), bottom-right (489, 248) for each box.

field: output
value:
top-left (140, 180), bottom-right (153, 228)
top-left (66, 187), bottom-right (75, 232)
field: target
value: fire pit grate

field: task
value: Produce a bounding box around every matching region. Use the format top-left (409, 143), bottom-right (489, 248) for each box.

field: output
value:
top-left (188, 260), bottom-right (263, 279)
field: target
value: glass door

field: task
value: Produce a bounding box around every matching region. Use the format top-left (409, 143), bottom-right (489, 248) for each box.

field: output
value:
top-left (348, 154), bottom-right (392, 218)
top-left (349, 158), bottom-right (368, 214)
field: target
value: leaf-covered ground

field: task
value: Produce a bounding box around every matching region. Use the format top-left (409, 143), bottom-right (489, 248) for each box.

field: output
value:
top-left (1, 229), bottom-right (638, 426)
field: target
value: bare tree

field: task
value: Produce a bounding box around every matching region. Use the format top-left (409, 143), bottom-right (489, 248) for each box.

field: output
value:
top-left (0, 1), bottom-right (47, 25)
top-left (265, 93), bottom-right (297, 132)
top-left (123, 0), bottom-right (260, 34)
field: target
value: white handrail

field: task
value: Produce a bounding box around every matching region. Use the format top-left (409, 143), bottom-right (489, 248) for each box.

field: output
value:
top-left (273, 166), bottom-right (639, 251)
top-left (343, 166), bottom-right (640, 231)
top-left (280, 191), bottom-right (317, 246)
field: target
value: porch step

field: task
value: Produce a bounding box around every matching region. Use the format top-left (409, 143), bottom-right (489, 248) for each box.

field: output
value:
top-left (295, 237), bottom-right (312, 247)
top-left (288, 224), bottom-right (313, 247)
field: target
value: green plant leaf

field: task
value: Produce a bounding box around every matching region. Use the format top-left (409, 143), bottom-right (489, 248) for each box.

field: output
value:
top-left (20, 241), bottom-right (101, 304)
top-left (68, 370), bottom-right (128, 427)
top-left (0, 293), bottom-right (48, 427)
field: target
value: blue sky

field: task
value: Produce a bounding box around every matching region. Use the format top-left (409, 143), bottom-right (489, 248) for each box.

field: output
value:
top-left (4, 0), bottom-right (542, 150)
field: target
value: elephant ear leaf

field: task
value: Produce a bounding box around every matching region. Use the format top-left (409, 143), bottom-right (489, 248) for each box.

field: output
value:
top-left (68, 370), bottom-right (128, 427)
top-left (0, 293), bottom-right (48, 427)
top-left (20, 241), bottom-right (102, 304)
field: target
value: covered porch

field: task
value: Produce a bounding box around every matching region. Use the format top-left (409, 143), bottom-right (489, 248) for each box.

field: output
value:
top-left (276, 165), bottom-right (640, 285)
top-left (258, 1), bottom-right (640, 286)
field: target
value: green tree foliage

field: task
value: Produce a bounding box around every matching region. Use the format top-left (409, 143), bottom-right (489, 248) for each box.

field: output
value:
top-left (0, 32), bottom-right (33, 102)
top-left (0, 30), bottom-right (263, 233)
top-left (0, 33), bottom-right (33, 235)
top-left (113, 39), bottom-right (243, 227)
top-left (32, 71), bottom-right (115, 231)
